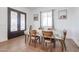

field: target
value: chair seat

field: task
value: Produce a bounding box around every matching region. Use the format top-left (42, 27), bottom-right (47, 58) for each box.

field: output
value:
top-left (44, 36), bottom-right (50, 38)
top-left (55, 37), bottom-right (63, 40)
top-left (31, 37), bottom-right (35, 40)
top-left (45, 40), bottom-right (51, 43)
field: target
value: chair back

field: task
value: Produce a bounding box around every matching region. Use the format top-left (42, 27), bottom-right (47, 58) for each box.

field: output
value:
top-left (30, 30), bottom-right (37, 37)
top-left (29, 30), bottom-right (37, 40)
top-left (42, 31), bottom-right (53, 38)
top-left (29, 25), bottom-right (32, 32)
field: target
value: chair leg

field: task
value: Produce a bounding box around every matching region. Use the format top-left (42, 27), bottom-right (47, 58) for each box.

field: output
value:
top-left (29, 40), bottom-right (30, 45)
top-left (29, 39), bottom-right (31, 45)
top-left (60, 41), bottom-right (64, 52)
top-left (34, 40), bottom-right (36, 47)
top-left (49, 43), bottom-right (53, 52)
top-left (25, 35), bottom-right (26, 44)
top-left (64, 42), bottom-right (66, 51)
top-left (62, 41), bottom-right (66, 51)
top-left (39, 37), bottom-right (40, 44)
top-left (42, 39), bottom-right (45, 48)
top-left (45, 42), bottom-right (47, 48)
top-left (26, 35), bottom-right (29, 43)
top-left (53, 40), bottom-right (56, 48)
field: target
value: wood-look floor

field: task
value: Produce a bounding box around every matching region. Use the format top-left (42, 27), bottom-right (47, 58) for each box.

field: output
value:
top-left (0, 36), bottom-right (79, 52)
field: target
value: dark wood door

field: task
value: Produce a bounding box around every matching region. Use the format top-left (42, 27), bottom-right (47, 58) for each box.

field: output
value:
top-left (8, 8), bottom-right (26, 39)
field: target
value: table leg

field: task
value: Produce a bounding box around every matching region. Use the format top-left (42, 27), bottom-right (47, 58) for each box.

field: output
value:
top-left (54, 39), bottom-right (56, 48)
top-left (39, 36), bottom-right (41, 44)
top-left (51, 39), bottom-right (56, 48)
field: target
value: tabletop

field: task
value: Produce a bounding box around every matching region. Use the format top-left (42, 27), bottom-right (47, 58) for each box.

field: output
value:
top-left (24, 29), bottom-right (64, 40)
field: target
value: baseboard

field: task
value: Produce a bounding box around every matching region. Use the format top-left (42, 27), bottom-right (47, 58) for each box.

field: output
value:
top-left (72, 39), bottom-right (79, 47)
top-left (0, 39), bottom-right (7, 42)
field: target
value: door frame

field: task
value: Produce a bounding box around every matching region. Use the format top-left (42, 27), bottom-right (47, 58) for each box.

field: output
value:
top-left (8, 7), bottom-right (26, 39)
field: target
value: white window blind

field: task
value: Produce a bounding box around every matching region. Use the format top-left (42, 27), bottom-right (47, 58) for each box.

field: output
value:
top-left (41, 11), bottom-right (53, 28)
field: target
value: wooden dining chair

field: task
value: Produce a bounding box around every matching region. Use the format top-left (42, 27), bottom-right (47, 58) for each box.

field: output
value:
top-left (42, 31), bottom-right (55, 51)
top-left (60, 30), bottom-right (67, 51)
top-left (55, 30), bottom-right (67, 51)
top-left (25, 25), bottom-right (32, 43)
top-left (29, 30), bottom-right (38, 47)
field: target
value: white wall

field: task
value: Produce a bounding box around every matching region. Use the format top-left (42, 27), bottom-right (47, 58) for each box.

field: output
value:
top-left (0, 7), bottom-right (32, 42)
top-left (69, 7), bottom-right (79, 46)
top-left (31, 7), bottom-right (79, 47)
top-left (0, 7), bottom-right (7, 42)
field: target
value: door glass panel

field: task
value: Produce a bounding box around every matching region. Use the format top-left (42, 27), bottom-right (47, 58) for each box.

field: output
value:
top-left (20, 14), bottom-right (25, 30)
top-left (11, 11), bottom-right (18, 32)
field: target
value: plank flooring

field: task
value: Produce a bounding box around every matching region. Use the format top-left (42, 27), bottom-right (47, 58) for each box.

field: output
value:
top-left (0, 36), bottom-right (79, 52)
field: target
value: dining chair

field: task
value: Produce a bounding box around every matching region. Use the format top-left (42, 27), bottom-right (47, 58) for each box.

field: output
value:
top-left (32, 27), bottom-right (42, 44)
top-left (55, 30), bottom-right (67, 51)
top-left (24, 25), bottom-right (32, 44)
top-left (24, 29), bottom-right (29, 44)
top-left (42, 31), bottom-right (55, 51)
top-left (29, 30), bottom-right (39, 47)
top-left (60, 30), bottom-right (67, 51)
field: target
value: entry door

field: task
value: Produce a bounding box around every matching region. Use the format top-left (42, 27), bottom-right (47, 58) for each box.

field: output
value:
top-left (8, 8), bottom-right (26, 39)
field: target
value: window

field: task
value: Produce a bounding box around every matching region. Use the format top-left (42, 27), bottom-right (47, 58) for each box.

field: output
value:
top-left (41, 11), bottom-right (53, 28)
